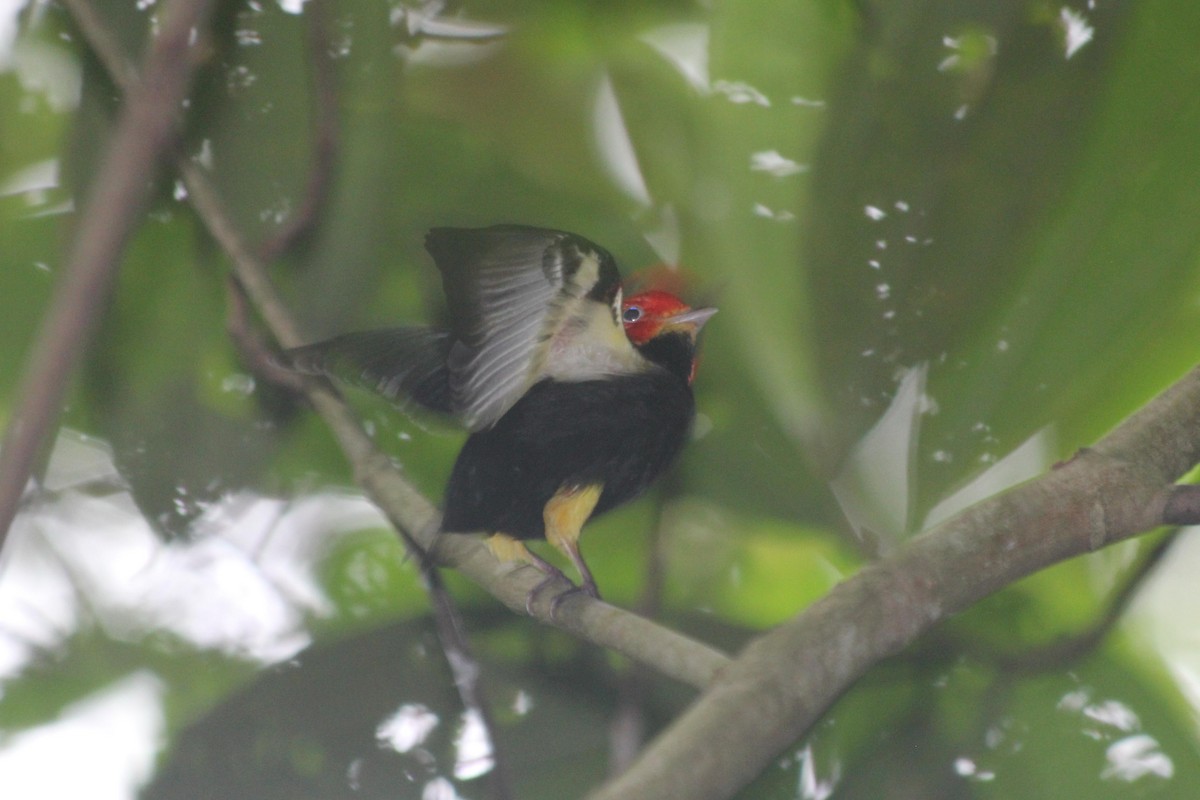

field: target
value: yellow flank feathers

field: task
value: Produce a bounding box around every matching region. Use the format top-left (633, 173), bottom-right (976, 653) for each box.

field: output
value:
top-left (487, 532), bottom-right (535, 563)
top-left (544, 483), bottom-right (603, 551)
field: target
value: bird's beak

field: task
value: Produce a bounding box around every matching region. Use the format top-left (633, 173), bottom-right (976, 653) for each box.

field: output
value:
top-left (664, 306), bottom-right (718, 334)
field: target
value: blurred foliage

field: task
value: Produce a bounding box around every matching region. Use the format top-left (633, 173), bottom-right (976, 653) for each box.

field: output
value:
top-left (3, 0), bottom-right (1200, 798)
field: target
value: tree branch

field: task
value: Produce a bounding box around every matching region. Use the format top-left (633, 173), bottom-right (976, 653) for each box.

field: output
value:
top-left (254, 0), bottom-right (339, 264)
top-left (588, 370), bottom-right (1200, 800)
top-left (609, 486), bottom-right (673, 774)
top-left (0, 0), bottom-right (217, 550)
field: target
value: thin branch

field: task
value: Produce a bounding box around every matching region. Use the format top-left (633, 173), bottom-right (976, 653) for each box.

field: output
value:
top-left (609, 485), bottom-right (672, 775)
top-left (60, 0), bottom-right (139, 87)
top-left (255, 0), bottom-right (339, 264)
top-left (228, 215), bottom-right (518, 800)
top-left (0, 0), bottom-right (217, 551)
top-left (225, 277), bottom-right (306, 392)
top-left (588, 368), bottom-right (1200, 800)
top-left (1162, 484), bottom-right (1200, 525)
top-left (967, 529), bottom-right (1178, 674)
top-left (423, 566), bottom-right (515, 800)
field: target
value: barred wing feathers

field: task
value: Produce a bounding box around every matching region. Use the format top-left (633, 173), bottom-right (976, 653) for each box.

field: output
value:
top-left (426, 225), bottom-right (625, 431)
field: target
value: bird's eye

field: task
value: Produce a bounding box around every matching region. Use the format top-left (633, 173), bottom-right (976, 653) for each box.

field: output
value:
top-left (622, 306), bottom-right (642, 323)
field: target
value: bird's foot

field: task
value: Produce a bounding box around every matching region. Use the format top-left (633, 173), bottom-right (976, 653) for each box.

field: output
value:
top-left (490, 531), bottom-right (601, 618)
top-left (487, 534), bottom-right (573, 616)
top-left (524, 573), bottom-right (600, 619)
top-left (524, 572), bottom-right (561, 616)
top-left (547, 578), bottom-right (600, 618)
top-left (523, 560), bottom-right (575, 616)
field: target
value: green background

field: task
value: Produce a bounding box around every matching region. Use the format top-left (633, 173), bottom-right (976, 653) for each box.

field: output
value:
top-left (2, 0), bottom-right (1200, 797)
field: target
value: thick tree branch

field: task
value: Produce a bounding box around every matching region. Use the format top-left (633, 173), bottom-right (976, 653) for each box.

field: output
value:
top-left (0, 0), bottom-right (216, 550)
top-left (589, 371), bottom-right (1200, 800)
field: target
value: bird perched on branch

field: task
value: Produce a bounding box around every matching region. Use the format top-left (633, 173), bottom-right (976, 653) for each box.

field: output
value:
top-left (288, 225), bottom-right (715, 610)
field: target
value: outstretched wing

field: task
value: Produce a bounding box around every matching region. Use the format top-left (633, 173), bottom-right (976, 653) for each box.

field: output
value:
top-left (426, 225), bottom-right (628, 430)
top-left (286, 327), bottom-right (454, 415)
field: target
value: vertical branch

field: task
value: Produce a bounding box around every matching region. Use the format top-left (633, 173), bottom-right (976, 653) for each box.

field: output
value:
top-left (0, 0), bottom-right (217, 550)
top-left (608, 485), bottom-right (672, 774)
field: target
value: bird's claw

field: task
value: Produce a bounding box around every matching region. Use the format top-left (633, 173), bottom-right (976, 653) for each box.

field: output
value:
top-left (547, 580), bottom-right (600, 618)
top-left (524, 575), bottom-right (600, 619)
top-left (524, 574), bottom-right (558, 616)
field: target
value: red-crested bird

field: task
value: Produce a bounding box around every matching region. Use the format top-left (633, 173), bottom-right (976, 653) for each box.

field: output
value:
top-left (288, 225), bottom-right (715, 609)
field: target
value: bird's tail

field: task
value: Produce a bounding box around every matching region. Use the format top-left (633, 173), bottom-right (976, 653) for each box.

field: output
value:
top-left (285, 327), bottom-right (455, 416)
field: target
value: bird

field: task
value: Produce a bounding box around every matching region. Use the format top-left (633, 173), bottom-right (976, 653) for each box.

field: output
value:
top-left (287, 224), bottom-right (715, 610)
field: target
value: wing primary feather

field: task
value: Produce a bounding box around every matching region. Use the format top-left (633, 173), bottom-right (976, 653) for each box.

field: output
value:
top-left (284, 227), bottom-right (628, 432)
top-left (425, 225), bottom-right (626, 430)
